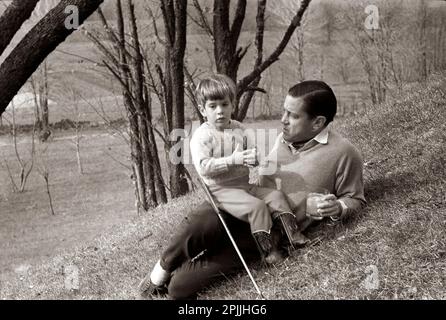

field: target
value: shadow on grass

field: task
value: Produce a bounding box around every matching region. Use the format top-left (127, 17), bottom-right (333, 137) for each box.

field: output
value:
top-left (364, 171), bottom-right (420, 203)
top-left (305, 170), bottom-right (422, 242)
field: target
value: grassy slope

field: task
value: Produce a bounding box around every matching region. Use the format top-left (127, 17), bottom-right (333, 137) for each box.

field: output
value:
top-left (0, 129), bottom-right (136, 274)
top-left (1, 74), bottom-right (445, 300)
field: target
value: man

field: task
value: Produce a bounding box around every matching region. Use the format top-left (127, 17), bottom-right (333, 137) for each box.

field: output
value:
top-left (139, 80), bottom-right (366, 299)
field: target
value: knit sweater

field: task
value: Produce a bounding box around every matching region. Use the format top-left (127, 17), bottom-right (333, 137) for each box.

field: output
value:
top-left (190, 120), bottom-right (253, 186)
top-left (259, 129), bottom-right (366, 219)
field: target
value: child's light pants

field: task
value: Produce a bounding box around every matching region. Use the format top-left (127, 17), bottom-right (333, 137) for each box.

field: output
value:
top-left (208, 180), bottom-right (292, 234)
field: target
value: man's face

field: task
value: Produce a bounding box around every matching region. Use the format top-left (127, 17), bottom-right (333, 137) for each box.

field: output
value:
top-left (281, 95), bottom-right (318, 143)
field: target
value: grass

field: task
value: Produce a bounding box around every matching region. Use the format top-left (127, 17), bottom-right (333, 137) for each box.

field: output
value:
top-left (1, 73), bottom-right (445, 300)
top-left (0, 129), bottom-right (136, 273)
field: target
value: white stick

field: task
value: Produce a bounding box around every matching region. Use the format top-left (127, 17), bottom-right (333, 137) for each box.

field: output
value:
top-left (196, 175), bottom-right (265, 299)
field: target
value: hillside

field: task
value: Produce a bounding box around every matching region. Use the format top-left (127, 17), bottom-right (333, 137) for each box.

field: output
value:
top-left (0, 73), bottom-right (444, 300)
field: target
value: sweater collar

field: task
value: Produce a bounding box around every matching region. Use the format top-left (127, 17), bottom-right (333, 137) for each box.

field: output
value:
top-left (282, 127), bottom-right (330, 152)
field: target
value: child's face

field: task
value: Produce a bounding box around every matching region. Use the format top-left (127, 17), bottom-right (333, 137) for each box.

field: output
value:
top-left (200, 96), bottom-right (233, 130)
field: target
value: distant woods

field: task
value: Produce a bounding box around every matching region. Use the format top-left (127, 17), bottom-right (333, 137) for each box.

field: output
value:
top-left (272, 0), bottom-right (446, 112)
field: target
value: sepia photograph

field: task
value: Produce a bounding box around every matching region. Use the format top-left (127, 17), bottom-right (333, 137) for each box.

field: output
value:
top-left (0, 0), bottom-right (445, 304)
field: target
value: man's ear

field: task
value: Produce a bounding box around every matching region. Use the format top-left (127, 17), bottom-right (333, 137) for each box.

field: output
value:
top-left (313, 116), bottom-right (327, 131)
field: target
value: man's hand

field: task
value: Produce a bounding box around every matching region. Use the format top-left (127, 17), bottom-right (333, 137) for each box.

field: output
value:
top-left (308, 194), bottom-right (342, 220)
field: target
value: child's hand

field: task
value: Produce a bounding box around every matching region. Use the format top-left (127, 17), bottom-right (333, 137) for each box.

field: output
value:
top-left (243, 147), bottom-right (259, 168)
top-left (228, 144), bottom-right (249, 165)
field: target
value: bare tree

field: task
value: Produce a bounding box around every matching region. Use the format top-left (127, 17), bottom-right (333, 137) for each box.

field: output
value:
top-left (412, 0), bottom-right (446, 79)
top-left (85, 0), bottom-right (170, 210)
top-left (344, 0), bottom-right (404, 105)
top-left (418, 0), bottom-right (428, 81)
top-left (72, 112), bottom-right (84, 175)
top-left (3, 101), bottom-right (36, 193)
top-left (60, 85), bottom-right (84, 175)
top-left (191, 0), bottom-right (312, 121)
top-left (333, 52), bottom-right (352, 84)
top-left (320, 0), bottom-right (340, 46)
top-left (36, 144), bottom-right (56, 215)
top-left (30, 60), bottom-right (51, 141)
top-left (41, 168), bottom-right (56, 216)
top-left (158, 0), bottom-right (190, 197)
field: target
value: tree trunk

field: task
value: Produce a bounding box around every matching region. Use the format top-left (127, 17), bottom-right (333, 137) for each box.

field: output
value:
top-left (114, 0), bottom-right (148, 211)
top-left (419, 0), bottom-right (428, 81)
top-left (297, 31), bottom-right (305, 81)
top-left (0, 0), bottom-right (104, 115)
top-left (39, 60), bottom-right (51, 141)
top-left (42, 172), bottom-right (55, 215)
top-left (75, 137), bottom-right (83, 174)
top-left (161, 0), bottom-right (189, 198)
top-left (144, 84), bottom-right (168, 204)
top-left (127, 0), bottom-right (158, 208)
top-left (89, 0), bottom-right (168, 211)
top-left (213, 0), bottom-right (246, 82)
top-left (236, 0), bottom-right (265, 121)
top-left (0, 0), bottom-right (40, 56)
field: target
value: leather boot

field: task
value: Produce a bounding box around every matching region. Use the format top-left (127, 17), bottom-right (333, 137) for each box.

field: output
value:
top-left (276, 212), bottom-right (310, 249)
top-left (252, 231), bottom-right (284, 265)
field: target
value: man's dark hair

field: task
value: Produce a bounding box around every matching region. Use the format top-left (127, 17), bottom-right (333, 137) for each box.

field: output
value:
top-left (288, 80), bottom-right (337, 126)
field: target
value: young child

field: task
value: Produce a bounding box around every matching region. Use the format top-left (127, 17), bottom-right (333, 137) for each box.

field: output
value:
top-left (138, 74), bottom-right (306, 297)
top-left (189, 74), bottom-right (306, 262)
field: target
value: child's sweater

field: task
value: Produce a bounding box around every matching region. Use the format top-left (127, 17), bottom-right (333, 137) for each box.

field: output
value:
top-left (190, 120), bottom-right (251, 186)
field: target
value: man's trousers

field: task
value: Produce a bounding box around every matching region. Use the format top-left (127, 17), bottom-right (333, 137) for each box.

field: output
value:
top-left (160, 201), bottom-right (260, 299)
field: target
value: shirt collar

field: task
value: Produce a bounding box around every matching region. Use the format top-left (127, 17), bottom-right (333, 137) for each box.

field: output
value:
top-left (313, 126), bottom-right (329, 144)
top-left (281, 127), bottom-right (330, 152)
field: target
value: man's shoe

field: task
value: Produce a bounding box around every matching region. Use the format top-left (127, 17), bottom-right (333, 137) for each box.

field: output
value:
top-left (138, 273), bottom-right (168, 299)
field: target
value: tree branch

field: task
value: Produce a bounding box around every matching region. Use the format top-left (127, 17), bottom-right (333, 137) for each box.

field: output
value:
top-left (154, 63), bottom-right (170, 137)
top-left (145, 5), bottom-right (166, 46)
top-left (160, 0), bottom-right (175, 46)
top-left (230, 0), bottom-right (247, 43)
top-left (84, 29), bottom-right (120, 68)
top-left (235, 0), bottom-right (266, 120)
top-left (96, 7), bottom-right (119, 45)
top-left (190, 0), bottom-right (213, 39)
top-left (245, 86), bottom-right (266, 94)
top-left (213, 0), bottom-right (230, 35)
top-left (184, 66), bottom-right (204, 123)
top-left (0, 0), bottom-right (105, 115)
top-left (237, 0), bottom-right (311, 98)
top-left (0, 0), bottom-right (40, 56)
